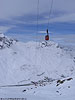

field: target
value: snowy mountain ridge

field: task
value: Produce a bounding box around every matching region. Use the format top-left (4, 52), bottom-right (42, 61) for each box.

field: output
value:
top-left (0, 34), bottom-right (75, 99)
top-left (0, 34), bottom-right (75, 85)
top-left (0, 33), bottom-right (16, 49)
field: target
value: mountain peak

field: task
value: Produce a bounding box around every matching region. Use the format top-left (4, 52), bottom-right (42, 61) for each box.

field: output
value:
top-left (0, 33), bottom-right (16, 49)
top-left (0, 33), bottom-right (5, 38)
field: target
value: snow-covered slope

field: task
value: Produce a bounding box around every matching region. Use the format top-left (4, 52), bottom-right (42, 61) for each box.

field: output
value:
top-left (0, 34), bottom-right (75, 86)
top-left (0, 34), bottom-right (75, 99)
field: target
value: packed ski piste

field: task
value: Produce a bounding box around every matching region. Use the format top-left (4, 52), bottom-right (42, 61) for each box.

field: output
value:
top-left (0, 33), bottom-right (75, 100)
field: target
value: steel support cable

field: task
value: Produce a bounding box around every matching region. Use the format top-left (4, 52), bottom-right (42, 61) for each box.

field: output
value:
top-left (36, 0), bottom-right (39, 42)
top-left (47, 0), bottom-right (53, 29)
top-left (34, 0), bottom-right (40, 67)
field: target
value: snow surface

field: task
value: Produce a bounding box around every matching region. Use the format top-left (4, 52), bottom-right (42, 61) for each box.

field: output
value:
top-left (0, 34), bottom-right (75, 99)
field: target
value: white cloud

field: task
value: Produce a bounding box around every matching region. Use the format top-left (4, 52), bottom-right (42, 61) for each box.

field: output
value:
top-left (0, 0), bottom-right (75, 23)
top-left (0, 0), bottom-right (37, 19)
top-left (35, 13), bottom-right (75, 24)
top-left (0, 26), bottom-right (15, 33)
top-left (51, 34), bottom-right (75, 48)
top-left (38, 31), bottom-right (46, 34)
top-left (4, 12), bottom-right (75, 26)
top-left (50, 13), bottom-right (75, 23)
top-left (38, 30), bottom-right (51, 34)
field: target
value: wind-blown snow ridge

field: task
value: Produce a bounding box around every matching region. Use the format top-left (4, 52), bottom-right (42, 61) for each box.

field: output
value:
top-left (0, 34), bottom-right (75, 86)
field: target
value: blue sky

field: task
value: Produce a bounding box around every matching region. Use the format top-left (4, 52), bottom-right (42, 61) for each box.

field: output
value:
top-left (0, 0), bottom-right (75, 38)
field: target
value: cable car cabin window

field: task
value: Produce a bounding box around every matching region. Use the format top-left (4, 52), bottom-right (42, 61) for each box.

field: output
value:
top-left (45, 35), bottom-right (49, 41)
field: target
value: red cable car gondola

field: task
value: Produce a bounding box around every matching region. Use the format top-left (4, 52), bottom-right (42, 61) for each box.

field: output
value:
top-left (45, 35), bottom-right (49, 41)
top-left (45, 29), bottom-right (49, 41)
